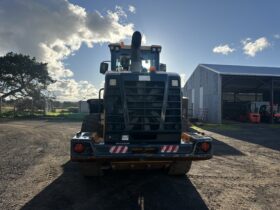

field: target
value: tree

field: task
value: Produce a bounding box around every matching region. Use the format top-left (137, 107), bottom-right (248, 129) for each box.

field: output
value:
top-left (0, 52), bottom-right (54, 100)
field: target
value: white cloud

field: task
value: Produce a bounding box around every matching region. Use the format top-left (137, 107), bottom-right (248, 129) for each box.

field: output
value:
top-left (0, 0), bottom-right (134, 101)
top-left (212, 44), bottom-right (235, 55)
top-left (48, 79), bottom-right (98, 101)
top-left (274, 34), bottom-right (280, 39)
top-left (115, 5), bottom-right (127, 18)
top-left (128, 5), bottom-right (136, 14)
top-left (242, 37), bottom-right (270, 57)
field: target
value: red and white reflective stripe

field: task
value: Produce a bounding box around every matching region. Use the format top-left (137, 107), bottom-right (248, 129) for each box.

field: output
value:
top-left (161, 145), bottom-right (167, 152)
top-left (109, 146), bottom-right (128, 154)
top-left (173, 145), bottom-right (179, 152)
top-left (161, 145), bottom-right (179, 153)
top-left (116, 146), bottom-right (122, 153)
top-left (109, 146), bottom-right (116, 153)
top-left (122, 146), bottom-right (128, 153)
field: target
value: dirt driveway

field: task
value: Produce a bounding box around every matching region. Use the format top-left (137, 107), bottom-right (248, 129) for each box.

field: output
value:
top-left (0, 120), bottom-right (279, 210)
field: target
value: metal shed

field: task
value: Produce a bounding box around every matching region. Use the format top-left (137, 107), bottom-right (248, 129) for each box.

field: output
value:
top-left (183, 64), bottom-right (280, 123)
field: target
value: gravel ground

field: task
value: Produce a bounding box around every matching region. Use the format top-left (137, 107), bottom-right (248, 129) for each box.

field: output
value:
top-left (0, 120), bottom-right (279, 210)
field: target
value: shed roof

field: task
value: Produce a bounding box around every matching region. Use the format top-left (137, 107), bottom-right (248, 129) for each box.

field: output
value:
top-left (200, 64), bottom-right (280, 77)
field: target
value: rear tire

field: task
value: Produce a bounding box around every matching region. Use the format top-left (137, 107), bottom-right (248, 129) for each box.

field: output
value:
top-left (79, 162), bottom-right (103, 177)
top-left (168, 161), bottom-right (192, 176)
top-left (80, 114), bottom-right (103, 177)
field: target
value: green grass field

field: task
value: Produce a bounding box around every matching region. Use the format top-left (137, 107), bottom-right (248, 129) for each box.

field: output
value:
top-left (192, 122), bottom-right (280, 132)
top-left (197, 123), bottom-right (242, 131)
top-left (1, 106), bottom-right (86, 121)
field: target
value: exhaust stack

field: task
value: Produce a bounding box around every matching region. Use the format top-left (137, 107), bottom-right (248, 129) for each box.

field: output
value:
top-left (130, 31), bottom-right (142, 72)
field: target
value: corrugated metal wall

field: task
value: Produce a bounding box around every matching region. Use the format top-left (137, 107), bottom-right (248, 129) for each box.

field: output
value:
top-left (183, 65), bottom-right (222, 123)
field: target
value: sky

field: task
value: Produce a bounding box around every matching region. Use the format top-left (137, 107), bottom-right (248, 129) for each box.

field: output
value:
top-left (0, 0), bottom-right (280, 101)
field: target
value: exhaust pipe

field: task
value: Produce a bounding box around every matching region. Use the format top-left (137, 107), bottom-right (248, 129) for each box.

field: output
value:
top-left (130, 31), bottom-right (142, 72)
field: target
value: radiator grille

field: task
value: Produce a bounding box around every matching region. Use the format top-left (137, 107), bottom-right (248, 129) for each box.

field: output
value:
top-left (105, 78), bottom-right (182, 137)
top-left (165, 85), bottom-right (181, 130)
top-left (105, 86), bottom-right (125, 132)
top-left (124, 81), bottom-right (164, 131)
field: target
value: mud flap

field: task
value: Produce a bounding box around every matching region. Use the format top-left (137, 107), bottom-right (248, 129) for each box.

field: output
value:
top-left (168, 160), bottom-right (192, 176)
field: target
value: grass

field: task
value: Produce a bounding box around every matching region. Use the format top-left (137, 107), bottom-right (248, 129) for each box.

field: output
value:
top-left (190, 125), bottom-right (204, 132)
top-left (54, 108), bottom-right (70, 112)
top-left (268, 124), bottom-right (280, 129)
top-left (192, 123), bottom-right (242, 132)
top-left (1, 109), bottom-right (86, 121)
top-left (1, 106), bottom-right (14, 112)
top-left (45, 112), bottom-right (61, 116)
top-left (45, 111), bottom-right (73, 116)
top-left (44, 112), bottom-right (86, 121)
top-left (60, 113), bottom-right (87, 121)
top-left (192, 121), bottom-right (280, 132)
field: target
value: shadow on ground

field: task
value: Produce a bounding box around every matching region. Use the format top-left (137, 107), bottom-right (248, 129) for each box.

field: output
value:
top-left (200, 123), bottom-right (280, 151)
top-left (212, 138), bottom-right (245, 156)
top-left (189, 127), bottom-right (245, 156)
top-left (21, 162), bottom-right (208, 210)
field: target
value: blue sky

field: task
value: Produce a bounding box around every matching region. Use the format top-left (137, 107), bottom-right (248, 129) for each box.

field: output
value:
top-left (67, 0), bottom-right (280, 86)
top-left (0, 0), bottom-right (279, 100)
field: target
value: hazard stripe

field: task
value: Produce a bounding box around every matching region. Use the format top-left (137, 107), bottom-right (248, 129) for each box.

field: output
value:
top-left (167, 145), bottom-right (173, 153)
top-left (113, 146), bottom-right (119, 153)
top-left (110, 146), bottom-right (128, 154)
top-left (116, 146), bottom-right (122, 153)
top-left (111, 145), bottom-right (177, 154)
top-left (122, 146), bottom-right (128, 153)
top-left (173, 145), bottom-right (179, 152)
top-left (119, 146), bottom-right (125, 153)
top-left (161, 145), bottom-right (179, 153)
top-left (109, 146), bottom-right (116, 153)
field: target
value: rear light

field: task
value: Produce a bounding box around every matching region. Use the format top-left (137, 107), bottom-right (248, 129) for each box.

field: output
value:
top-left (149, 66), bottom-right (156, 72)
top-left (200, 142), bottom-right (210, 152)
top-left (73, 143), bottom-right (85, 153)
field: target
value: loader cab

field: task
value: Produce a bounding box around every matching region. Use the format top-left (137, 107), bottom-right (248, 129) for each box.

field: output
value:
top-left (72, 31), bottom-right (213, 177)
top-left (100, 44), bottom-right (165, 74)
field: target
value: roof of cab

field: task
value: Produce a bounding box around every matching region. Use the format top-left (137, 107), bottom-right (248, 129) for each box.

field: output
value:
top-left (108, 43), bottom-right (161, 50)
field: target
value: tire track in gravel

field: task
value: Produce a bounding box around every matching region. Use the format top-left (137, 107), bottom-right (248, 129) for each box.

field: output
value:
top-left (1, 121), bottom-right (280, 210)
top-left (0, 121), bottom-right (80, 210)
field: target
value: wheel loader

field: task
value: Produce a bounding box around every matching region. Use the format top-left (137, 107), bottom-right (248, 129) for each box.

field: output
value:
top-left (71, 31), bottom-right (212, 176)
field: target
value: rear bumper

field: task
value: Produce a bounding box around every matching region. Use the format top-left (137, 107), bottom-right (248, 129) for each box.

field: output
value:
top-left (70, 132), bottom-right (213, 162)
top-left (71, 155), bottom-right (212, 162)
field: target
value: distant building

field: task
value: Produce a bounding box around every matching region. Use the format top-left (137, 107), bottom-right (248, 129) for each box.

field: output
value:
top-left (79, 101), bottom-right (89, 113)
top-left (183, 64), bottom-right (280, 123)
